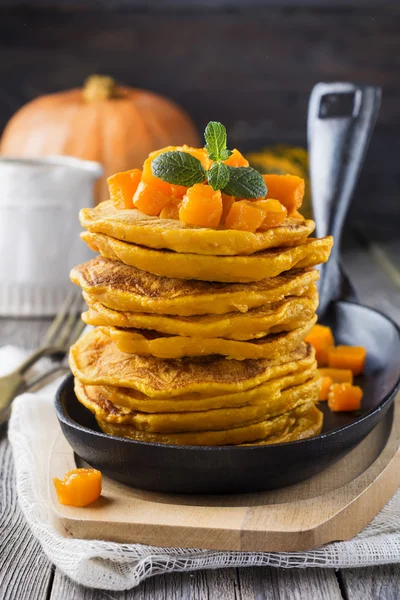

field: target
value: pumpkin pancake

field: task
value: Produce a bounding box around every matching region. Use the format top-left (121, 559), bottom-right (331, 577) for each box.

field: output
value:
top-left (80, 200), bottom-right (316, 256)
top-left (79, 367), bottom-right (317, 413)
top-left (96, 402), bottom-right (322, 446)
top-left (69, 328), bottom-right (316, 397)
top-left (82, 288), bottom-right (319, 340)
top-left (74, 374), bottom-right (320, 433)
top-left (71, 256), bottom-right (319, 316)
top-left (81, 231), bottom-right (333, 283)
top-left (105, 316), bottom-right (317, 360)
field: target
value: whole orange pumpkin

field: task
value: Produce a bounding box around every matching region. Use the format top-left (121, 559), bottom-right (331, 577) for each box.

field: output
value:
top-left (0, 75), bottom-right (200, 203)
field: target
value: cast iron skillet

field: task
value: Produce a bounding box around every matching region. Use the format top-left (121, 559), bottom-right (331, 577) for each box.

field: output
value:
top-left (55, 83), bottom-right (400, 494)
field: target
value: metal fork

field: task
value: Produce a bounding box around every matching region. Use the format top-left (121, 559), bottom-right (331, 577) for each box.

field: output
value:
top-left (0, 290), bottom-right (85, 420)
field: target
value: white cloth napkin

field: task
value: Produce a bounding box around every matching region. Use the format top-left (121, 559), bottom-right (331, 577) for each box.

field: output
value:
top-left (3, 345), bottom-right (400, 591)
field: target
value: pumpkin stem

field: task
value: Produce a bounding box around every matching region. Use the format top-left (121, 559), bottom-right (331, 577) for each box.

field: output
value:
top-left (82, 75), bottom-right (118, 102)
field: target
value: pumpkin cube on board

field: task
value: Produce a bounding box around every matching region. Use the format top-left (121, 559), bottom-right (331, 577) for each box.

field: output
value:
top-left (224, 200), bottom-right (265, 232)
top-left (328, 383), bottom-right (363, 412)
top-left (263, 174), bottom-right (305, 215)
top-left (107, 168), bottom-right (142, 209)
top-left (53, 468), bottom-right (102, 507)
top-left (328, 346), bottom-right (367, 375)
top-left (305, 324), bottom-right (335, 366)
top-left (319, 376), bottom-right (333, 401)
top-left (133, 181), bottom-right (171, 216)
top-left (255, 199), bottom-right (288, 229)
top-left (179, 184), bottom-right (223, 228)
top-left (318, 368), bottom-right (354, 384)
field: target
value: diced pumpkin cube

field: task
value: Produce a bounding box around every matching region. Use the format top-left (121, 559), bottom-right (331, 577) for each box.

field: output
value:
top-left (263, 174), bottom-right (305, 215)
top-left (107, 168), bottom-right (142, 209)
top-left (179, 184), bottom-right (223, 228)
top-left (291, 210), bottom-right (305, 221)
top-left (142, 146), bottom-right (177, 196)
top-left (318, 368), bottom-right (354, 384)
top-left (255, 198), bottom-right (288, 229)
top-left (328, 346), bottom-right (366, 375)
top-left (178, 145), bottom-right (212, 170)
top-left (53, 468), bottom-right (102, 507)
top-left (221, 193), bottom-right (236, 224)
top-left (170, 184), bottom-right (188, 199)
top-left (328, 383), bottom-right (363, 412)
top-left (305, 324), bottom-right (335, 366)
top-left (133, 181), bottom-right (171, 216)
top-left (223, 148), bottom-right (249, 167)
top-left (160, 198), bottom-right (181, 220)
top-left (225, 200), bottom-right (265, 232)
top-left (319, 376), bottom-right (333, 401)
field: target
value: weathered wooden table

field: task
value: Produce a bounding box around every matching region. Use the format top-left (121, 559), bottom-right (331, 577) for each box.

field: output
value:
top-left (1, 231), bottom-right (400, 599)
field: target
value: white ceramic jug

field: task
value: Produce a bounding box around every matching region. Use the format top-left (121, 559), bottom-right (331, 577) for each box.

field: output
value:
top-left (0, 156), bottom-right (103, 316)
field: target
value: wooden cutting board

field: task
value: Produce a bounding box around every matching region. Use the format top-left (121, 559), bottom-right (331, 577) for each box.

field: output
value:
top-left (47, 392), bottom-right (400, 553)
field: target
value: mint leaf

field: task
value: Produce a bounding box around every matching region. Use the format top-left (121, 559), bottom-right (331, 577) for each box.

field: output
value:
top-left (220, 148), bottom-right (233, 161)
top-left (222, 167), bottom-right (267, 199)
top-left (152, 151), bottom-right (206, 187)
top-left (204, 122), bottom-right (232, 161)
top-left (207, 162), bottom-right (230, 191)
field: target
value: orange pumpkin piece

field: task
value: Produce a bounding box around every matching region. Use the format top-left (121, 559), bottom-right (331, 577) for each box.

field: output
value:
top-left (53, 468), bottom-right (102, 507)
top-left (328, 346), bottom-right (366, 375)
top-left (263, 174), bottom-right (305, 215)
top-left (170, 184), bottom-right (188, 199)
top-left (107, 168), bottom-right (142, 209)
top-left (319, 376), bottom-right (333, 401)
top-left (318, 368), bottom-right (354, 384)
top-left (178, 145), bottom-right (212, 170)
top-left (160, 198), bottom-right (181, 220)
top-left (133, 181), bottom-right (171, 217)
top-left (254, 199), bottom-right (288, 229)
top-left (142, 146), bottom-right (177, 196)
top-left (291, 210), bottom-right (305, 221)
top-left (179, 184), bottom-right (223, 228)
top-left (305, 324), bottom-right (335, 366)
top-left (225, 200), bottom-right (265, 232)
top-left (223, 148), bottom-right (249, 167)
top-left (328, 383), bottom-right (363, 412)
top-left (220, 193), bottom-right (236, 224)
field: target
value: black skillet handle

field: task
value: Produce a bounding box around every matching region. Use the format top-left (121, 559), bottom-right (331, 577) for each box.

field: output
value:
top-left (307, 82), bottom-right (381, 319)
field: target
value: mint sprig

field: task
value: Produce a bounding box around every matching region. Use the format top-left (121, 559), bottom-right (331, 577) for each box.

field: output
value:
top-left (208, 162), bottom-right (230, 191)
top-left (152, 151), bottom-right (206, 187)
top-left (222, 166), bottom-right (267, 199)
top-left (151, 121), bottom-right (268, 199)
top-left (204, 122), bottom-right (233, 162)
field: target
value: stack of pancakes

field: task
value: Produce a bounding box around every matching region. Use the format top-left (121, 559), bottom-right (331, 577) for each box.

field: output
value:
top-left (70, 200), bottom-right (333, 446)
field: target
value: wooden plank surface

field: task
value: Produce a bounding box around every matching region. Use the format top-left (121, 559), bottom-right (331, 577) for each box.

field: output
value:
top-left (51, 566), bottom-right (344, 599)
top-left (341, 565), bottom-right (400, 600)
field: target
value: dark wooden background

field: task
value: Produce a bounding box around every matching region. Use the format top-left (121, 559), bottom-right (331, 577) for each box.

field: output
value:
top-left (1, 2), bottom-right (399, 225)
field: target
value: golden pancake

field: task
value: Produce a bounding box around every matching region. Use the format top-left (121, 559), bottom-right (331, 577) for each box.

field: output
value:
top-left (70, 327), bottom-right (315, 397)
top-left (97, 402), bottom-right (323, 446)
top-left (106, 316), bottom-right (317, 360)
top-left (80, 200), bottom-right (316, 256)
top-left (82, 288), bottom-right (319, 340)
top-left (80, 367), bottom-right (317, 413)
top-left (75, 375), bottom-right (320, 433)
top-left (71, 256), bottom-right (319, 316)
top-left (243, 404), bottom-right (323, 446)
top-left (82, 231), bottom-right (333, 283)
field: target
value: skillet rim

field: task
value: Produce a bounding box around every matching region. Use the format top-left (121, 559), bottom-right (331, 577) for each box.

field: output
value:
top-left (55, 300), bottom-right (400, 454)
